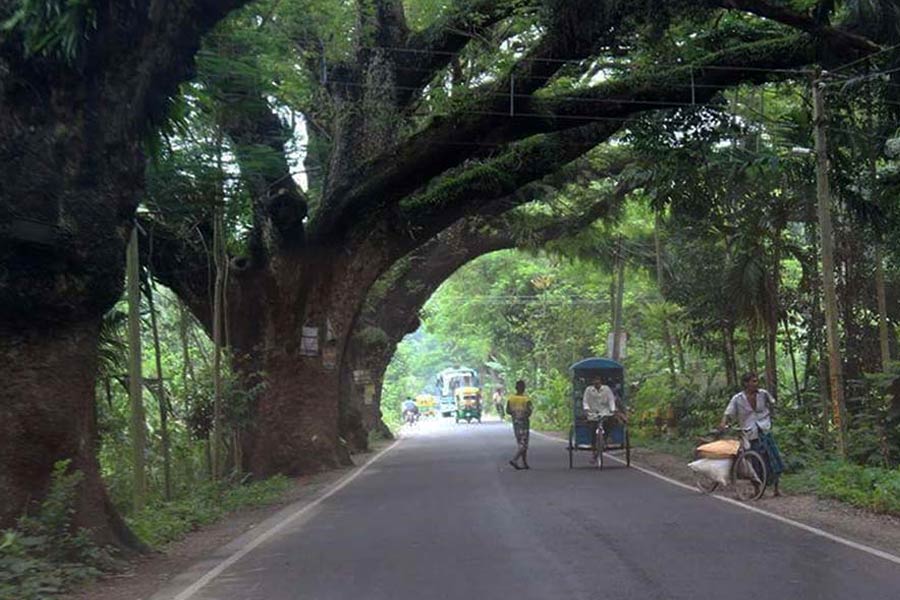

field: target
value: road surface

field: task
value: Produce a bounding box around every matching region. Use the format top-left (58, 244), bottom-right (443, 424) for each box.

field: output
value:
top-left (159, 419), bottom-right (900, 600)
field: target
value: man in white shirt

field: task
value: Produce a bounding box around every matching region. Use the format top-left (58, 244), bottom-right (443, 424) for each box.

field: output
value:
top-left (583, 376), bottom-right (617, 420)
top-left (719, 372), bottom-right (784, 496)
top-left (582, 376), bottom-right (619, 460)
top-left (719, 373), bottom-right (774, 438)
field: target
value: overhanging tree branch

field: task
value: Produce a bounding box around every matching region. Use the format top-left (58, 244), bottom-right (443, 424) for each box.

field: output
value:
top-left (313, 0), bottom-right (637, 235)
top-left (216, 87), bottom-right (309, 260)
top-left (710, 0), bottom-right (881, 54)
top-left (352, 177), bottom-right (633, 394)
top-left (138, 217), bottom-right (214, 333)
top-left (103, 0), bottom-right (253, 136)
top-left (311, 35), bottom-right (816, 243)
top-left (395, 0), bottom-right (525, 109)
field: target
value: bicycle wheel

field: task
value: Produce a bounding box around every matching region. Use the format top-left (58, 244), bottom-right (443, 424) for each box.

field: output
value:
top-left (732, 450), bottom-right (767, 501)
top-left (694, 473), bottom-right (719, 494)
top-left (567, 426), bottom-right (574, 469)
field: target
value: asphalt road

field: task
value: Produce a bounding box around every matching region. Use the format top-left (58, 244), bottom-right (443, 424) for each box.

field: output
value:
top-left (167, 418), bottom-right (900, 600)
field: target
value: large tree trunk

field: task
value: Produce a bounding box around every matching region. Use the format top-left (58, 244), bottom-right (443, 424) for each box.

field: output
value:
top-left (340, 338), bottom-right (394, 453)
top-left (0, 321), bottom-right (143, 549)
top-left (0, 0), bottom-right (249, 548)
top-left (235, 248), bottom-right (389, 476)
top-left (0, 109), bottom-right (142, 547)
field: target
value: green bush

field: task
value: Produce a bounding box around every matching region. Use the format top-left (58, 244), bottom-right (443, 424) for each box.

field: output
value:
top-left (0, 461), bottom-right (115, 600)
top-left (127, 475), bottom-right (292, 548)
top-left (530, 371), bottom-right (571, 431)
top-left (814, 461), bottom-right (900, 514)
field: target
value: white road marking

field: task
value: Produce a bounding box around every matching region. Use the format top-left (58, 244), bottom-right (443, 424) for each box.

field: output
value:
top-left (169, 439), bottom-right (402, 600)
top-left (531, 430), bottom-right (900, 566)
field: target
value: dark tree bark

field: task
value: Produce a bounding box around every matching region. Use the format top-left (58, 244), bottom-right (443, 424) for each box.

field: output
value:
top-left (0, 322), bottom-right (143, 550)
top-left (0, 0), bottom-right (248, 543)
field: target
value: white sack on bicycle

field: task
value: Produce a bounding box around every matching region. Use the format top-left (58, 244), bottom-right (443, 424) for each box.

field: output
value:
top-left (688, 458), bottom-right (732, 486)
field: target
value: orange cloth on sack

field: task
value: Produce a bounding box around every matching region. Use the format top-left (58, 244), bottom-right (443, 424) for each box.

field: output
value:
top-left (695, 439), bottom-right (740, 458)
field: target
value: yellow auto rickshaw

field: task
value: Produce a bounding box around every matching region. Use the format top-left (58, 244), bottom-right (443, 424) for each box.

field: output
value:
top-left (454, 386), bottom-right (482, 424)
top-left (415, 393), bottom-right (437, 417)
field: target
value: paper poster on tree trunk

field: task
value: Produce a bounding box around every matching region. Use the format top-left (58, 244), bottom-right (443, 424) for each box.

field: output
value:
top-left (322, 342), bottom-right (337, 370)
top-left (300, 326), bottom-right (319, 356)
top-left (607, 332), bottom-right (627, 359)
top-left (363, 384), bottom-right (375, 405)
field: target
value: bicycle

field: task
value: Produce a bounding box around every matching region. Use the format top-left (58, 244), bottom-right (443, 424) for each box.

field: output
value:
top-left (693, 427), bottom-right (767, 501)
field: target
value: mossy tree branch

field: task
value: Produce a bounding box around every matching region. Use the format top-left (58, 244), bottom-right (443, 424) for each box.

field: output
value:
top-left (311, 34), bottom-right (818, 243)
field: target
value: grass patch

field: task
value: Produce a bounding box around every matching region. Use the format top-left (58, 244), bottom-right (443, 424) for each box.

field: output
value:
top-left (631, 432), bottom-right (696, 460)
top-left (127, 476), bottom-right (293, 548)
top-left (789, 461), bottom-right (900, 515)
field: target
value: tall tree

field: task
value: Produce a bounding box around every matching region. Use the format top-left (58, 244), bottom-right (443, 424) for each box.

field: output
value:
top-left (0, 0), bottom-right (249, 545)
top-left (150, 1), bottom-right (862, 479)
top-left (813, 74), bottom-right (848, 457)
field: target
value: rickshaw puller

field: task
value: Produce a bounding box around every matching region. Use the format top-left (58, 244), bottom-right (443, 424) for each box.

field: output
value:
top-left (582, 376), bottom-right (618, 451)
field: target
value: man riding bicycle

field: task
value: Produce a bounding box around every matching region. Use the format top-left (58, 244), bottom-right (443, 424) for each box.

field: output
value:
top-left (582, 376), bottom-right (621, 460)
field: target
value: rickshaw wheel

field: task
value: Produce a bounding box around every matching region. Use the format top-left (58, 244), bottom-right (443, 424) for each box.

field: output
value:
top-left (625, 429), bottom-right (631, 467)
top-left (567, 427), bottom-right (575, 469)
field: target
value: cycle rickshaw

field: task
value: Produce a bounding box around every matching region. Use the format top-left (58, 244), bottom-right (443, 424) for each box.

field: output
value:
top-left (567, 357), bottom-right (631, 469)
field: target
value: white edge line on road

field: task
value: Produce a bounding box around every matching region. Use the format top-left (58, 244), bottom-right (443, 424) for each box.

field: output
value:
top-left (170, 439), bottom-right (402, 600)
top-left (531, 430), bottom-right (900, 567)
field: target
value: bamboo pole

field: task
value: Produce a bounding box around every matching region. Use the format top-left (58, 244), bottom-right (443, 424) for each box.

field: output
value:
top-left (813, 75), bottom-right (847, 458)
top-left (655, 213), bottom-right (677, 384)
top-left (145, 278), bottom-right (172, 500)
top-left (126, 226), bottom-right (148, 510)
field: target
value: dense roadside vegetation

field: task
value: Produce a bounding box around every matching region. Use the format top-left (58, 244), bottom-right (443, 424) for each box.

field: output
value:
top-left (384, 70), bottom-right (900, 512)
top-left (2, 0), bottom-right (900, 598)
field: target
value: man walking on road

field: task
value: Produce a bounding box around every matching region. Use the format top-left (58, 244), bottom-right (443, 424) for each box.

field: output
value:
top-left (492, 387), bottom-right (505, 421)
top-left (507, 380), bottom-right (533, 470)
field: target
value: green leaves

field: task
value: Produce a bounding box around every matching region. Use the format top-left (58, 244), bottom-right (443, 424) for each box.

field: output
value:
top-left (0, 461), bottom-right (112, 600)
top-left (1, 0), bottom-right (98, 63)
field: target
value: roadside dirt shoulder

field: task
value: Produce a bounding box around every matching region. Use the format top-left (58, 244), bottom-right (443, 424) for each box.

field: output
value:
top-left (539, 431), bottom-right (900, 557)
top-left (66, 442), bottom-right (393, 600)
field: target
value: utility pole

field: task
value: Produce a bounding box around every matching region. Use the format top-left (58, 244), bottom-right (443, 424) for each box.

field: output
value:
top-left (655, 213), bottom-right (677, 384)
top-left (876, 244), bottom-right (891, 370)
top-left (812, 73), bottom-right (847, 458)
top-left (612, 237), bottom-right (626, 362)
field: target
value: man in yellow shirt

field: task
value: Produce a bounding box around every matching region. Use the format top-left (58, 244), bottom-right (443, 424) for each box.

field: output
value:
top-left (506, 379), bottom-right (533, 470)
